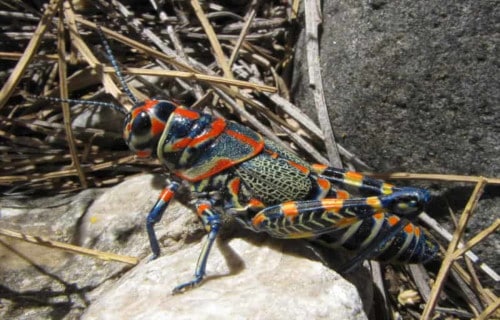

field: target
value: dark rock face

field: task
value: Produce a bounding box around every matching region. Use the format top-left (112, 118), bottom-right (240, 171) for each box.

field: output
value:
top-left (292, 0), bottom-right (499, 281)
top-left (294, 0), bottom-right (499, 175)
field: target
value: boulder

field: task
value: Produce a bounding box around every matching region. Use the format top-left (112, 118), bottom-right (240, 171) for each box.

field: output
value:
top-left (1, 174), bottom-right (371, 319)
top-left (292, 0), bottom-right (499, 278)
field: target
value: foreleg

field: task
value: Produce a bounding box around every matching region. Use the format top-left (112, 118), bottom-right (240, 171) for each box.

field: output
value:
top-left (173, 200), bottom-right (221, 293)
top-left (146, 181), bottom-right (180, 259)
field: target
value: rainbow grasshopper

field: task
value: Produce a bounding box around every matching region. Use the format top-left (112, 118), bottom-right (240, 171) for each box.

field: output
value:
top-left (41, 26), bottom-right (438, 294)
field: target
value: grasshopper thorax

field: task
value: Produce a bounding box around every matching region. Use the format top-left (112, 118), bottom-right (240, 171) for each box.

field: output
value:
top-left (123, 99), bottom-right (177, 158)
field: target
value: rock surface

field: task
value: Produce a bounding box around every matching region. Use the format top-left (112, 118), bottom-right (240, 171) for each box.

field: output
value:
top-left (82, 237), bottom-right (367, 320)
top-left (1, 175), bottom-right (370, 319)
top-left (294, 0), bottom-right (499, 176)
top-left (292, 0), bottom-right (499, 278)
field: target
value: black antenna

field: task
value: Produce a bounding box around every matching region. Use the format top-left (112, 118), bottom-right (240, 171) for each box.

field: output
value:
top-left (31, 96), bottom-right (127, 115)
top-left (96, 25), bottom-right (139, 105)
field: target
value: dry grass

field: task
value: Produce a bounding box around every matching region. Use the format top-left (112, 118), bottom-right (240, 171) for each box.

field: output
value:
top-left (0, 1), bottom-right (498, 319)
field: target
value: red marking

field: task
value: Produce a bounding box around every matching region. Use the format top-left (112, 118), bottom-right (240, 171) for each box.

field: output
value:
top-left (282, 202), bottom-right (299, 219)
top-left (225, 129), bottom-right (264, 152)
top-left (197, 203), bottom-right (211, 216)
top-left (288, 161), bottom-right (309, 174)
top-left (151, 117), bottom-right (166, 136)
top-left (136, 150), bottom-right (151, 158)
top-left (174, 108), bottom-right (200, 120)
top-left (175, 127), bottom-right (264, 182)
top-left (229, 178), bottom-right (241, 195)
top-left (414, 227), bottom-right (421, 237)
top-left (248, 198), bottom-right (265, 209)
top-left (159, 189), bottom-right (175, 202)
top-left (190, 118), bottom-right (226, 146)
top-left (132, 99), bottom-right (159, 117)
top-left (312, 163), bottom-right (328, 173)
top-left (126, 123), bottom-right (132, 132)
top-left (252, 214), bottom-right (266, 227)
top-left (176, 159), bottom-right (235, 182)
top-left (317, 178), bottom-right (331, 191)
top-left (173, 137), bottom-right (193, 149)
top-left (374, 212), bottom-right (384, 220)
top-left (404, 223), bottom-right (414, 234)
top-left (336, 189), bottom-right (350, 199)
top-left (388, 215), bottom-right (400, 226)
top-left (264, 149), bottom-right (279, 158)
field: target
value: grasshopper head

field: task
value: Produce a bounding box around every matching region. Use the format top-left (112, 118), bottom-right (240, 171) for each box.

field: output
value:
top-left (123, 99), bottom-right (177, 158)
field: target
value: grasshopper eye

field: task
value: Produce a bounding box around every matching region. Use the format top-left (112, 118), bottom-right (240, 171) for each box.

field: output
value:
top-left (132, 112), bottom-right (151, 135)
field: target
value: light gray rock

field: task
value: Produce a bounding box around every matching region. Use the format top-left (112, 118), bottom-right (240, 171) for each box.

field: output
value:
top-left (1, 174), bottom-right (371, 319)
top-left (82, 237), bottom-right (367, 320)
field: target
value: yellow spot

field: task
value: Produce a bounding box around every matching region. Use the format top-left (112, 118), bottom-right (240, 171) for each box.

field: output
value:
top-left (345, 171), bottom-right (363, 186)
top-left (282, 202), bottom-right (299, 218)
top-left (382, 183), bottom-right (394, 195)
top-left (89, 216), bottom-right (99, 224)
top-left (398, 203), bottom-right (409, 210)
top-left (320, 200), bottom-right (343, 214)
top-left (366, 197), bottom-right (381, 208)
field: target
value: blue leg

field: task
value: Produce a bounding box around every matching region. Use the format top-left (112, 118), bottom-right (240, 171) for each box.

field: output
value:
top-left (173, 200), bottom-right (221, 294)
top-left (146, 181), bottom-right (180, 259)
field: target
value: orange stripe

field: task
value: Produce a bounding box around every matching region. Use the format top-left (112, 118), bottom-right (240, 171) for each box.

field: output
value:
top-left (252, 214), bottom-right (266, 227)
top-left (190, 118), bottom-right (226, 146)
top-left (414, 226), bottom-right (421, 237)
top-left (321, 198), bottom-right (344, 213)
top-left (197, 203), bottom-right (211, 216)
top-left (288, 161), bottom-right (309, 174)
top-left (388, 215), bottom-right (400, 226)
top-left (151, 117), bottom-right (165, 135)
top-left (176, 158), bottom-right (234, 182)
top-left (225, 129), bottom-right (263, 151)
top-left (374, 212), bottom-right (384, 220)
top-left (366, 197), bottom-right (382, 209)
top-left (136, 150), bottom-right (151, 158)
top-left (345, 171), bottom-right (363, 182)
top-left (229, 177), bottom-right (240, 195)
top-left (160, 189), bottom-right (175, 202)
top-left (321, 198), bottom-right (344, 207)
top-left (282, 202), bottom-right (299, 218)
top-left (317, 177), bottom-right (331, 191)
top-left (404, 223), bottom-right (414, 234)
top-left (336, 190), bottom-right (350, 199)
top-left (311, 163), bottom-right (328, 172)
top-left (174, 107), bottom-right (200, 120)
top-left (249, 198), bottom-right (265, 209)
top-left (173, 137), bottom-right (193, 149)
top-left (132, 99), bottom-right (159, 117)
